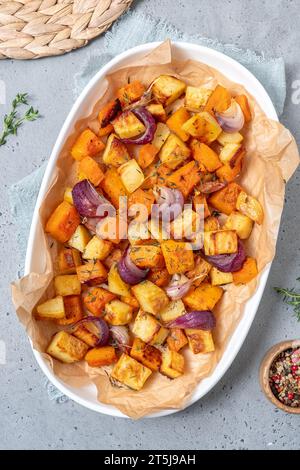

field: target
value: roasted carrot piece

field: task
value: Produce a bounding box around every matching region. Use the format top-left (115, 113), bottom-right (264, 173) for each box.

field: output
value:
top-left (190, 139), bottom-right (222, 172)
top-left (209, 182), bottom-right (243, 215)
top-left (128, 188), bottom-right (155, 217)
top-left (167, 329), bottom-right (188, 352)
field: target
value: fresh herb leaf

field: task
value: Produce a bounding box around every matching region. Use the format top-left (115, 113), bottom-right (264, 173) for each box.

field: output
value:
top-left (274, 284), bottom-right (300, 321)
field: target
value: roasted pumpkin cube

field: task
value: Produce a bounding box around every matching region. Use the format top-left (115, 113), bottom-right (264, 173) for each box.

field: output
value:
top-left (82, 236), bottom-right (112, 260)
top-left (57, 247), bottom-right (82, 274)
top-left (102, 167), bottom-right (128, 208)
top-left (204, 215), bottom-right (220, 232)
top-left (137, 143), bottom-right (159, 169)
top-left (217, 131), bottom-right (244, 146)
top-left (98, 99), bottom-right (121, 136)
top-left (78, 156), bottom-right (104, 187)
top-left (152, 75), bottom-right (186, 106)
top-left (151, 122), bottom-right (171, 150)
top-left (223, 211), bottom-right (253, 239)
top-left (236, 191), bottom-right (264, 225)
top-left (185, 85), bottom-right (213, 111)
top-left (45, 201), bottom-right (80, 243)
top-left (209, 182), bottom-right (243, 215)
top-left (183, 282), bottom-right (223, 311)
top-left (64, 186), bottom-right (73, 205)
top-left (233, 257), bottom-right (258, 284)
top-left (112, 111), bottom-right (145, 139)
top-left (186, 255), bottom-right (212, 286)
top-left (85, 346), bottom-right (117, 367)
top-left (47, 331), bottom-right (88, 364)
top-left (159, 133), bottom-right (191, 169)
top-left (111, 353), bottom-right (152, 391)
top-left (166, 107), bottom-right (191, 141)
top-left (235, 94), bottom-right (252, 123)
top-left (130, 245), bottom-right (164, 269)
top-left (120, 294), bottom-right (140, 310)
top-left (167, 329), bottom-right (188, 352)
top-left (166, 161), bottom-right (201, 198)
top-left (160, 299), bottom-right (186, 323)
top-left (193, 193), bottom-right (210, 219)
top-left (171, 207), bottom-right (201, 240)
top-left (190, 139), bottom-right (222, 172)
top-left (181, 112), bottom-right (222, 144)
top-left (83, 287), bottom-right (116, 316)
top-left (161, 240), bottom-right (194, 275)
top-left (131, 337), bottom-right (162, 372)
top-left (56, 295), bottom-right (83, 326)
top-left (204, 85), bottom-right (232, 114)
top-left (146, 103), bottom-right (167, 122)
top-left (185, 329), bottom-right (215, 354)
top-left (107, 263), bottom-right (131, 297)
top-left (76, 260), bottom-right (107, 284)
top-left (147, 268), bottom-right (171, 287)
top-left (117, 80), bottom-right (145, 108)
top-left (128, 188), bottom-right (155, 220)
top-left (36, 296), bottom-right (65, 320)
top-left (132, 310), bottom-right (161, 343)
top-left (150, 327), bottom-right (169, 346)
top-left (73, 323), bottom-right (100, 347)
top-left (118, 159), bottom-right (145, 194)
top-left (102, 133), bottom-right (130, 167)
top-left (68, 225), bottom-right (92, 253)
top-left (71, 129), bottom-right (104, 161)
top-left (132, 280), bottom-right (169, 316)
top-left (216, 148), bottom-right (244, 183)
top-left (54, 274), bottom-right (81, 296)
top-left (104, 299), bottom-right (133, 326)
top-left (210, 267), bottom-right (233, 286)
top-left (160, 347), bottom-right (184, 379)
top-left (204, 230), bottom-right (238, 255)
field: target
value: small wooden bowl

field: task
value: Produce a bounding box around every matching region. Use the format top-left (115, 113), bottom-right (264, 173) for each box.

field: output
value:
top-left (259, 339), bottom-right (300, 414)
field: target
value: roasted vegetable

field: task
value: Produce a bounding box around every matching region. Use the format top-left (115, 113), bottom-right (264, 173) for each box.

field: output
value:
top-left (132, 280), bottom-right (169, 316)
top-left (182, 112), bottom-right (222, 143)
top-left (161, 240), bottom-right (194, 275)
top-left (64, 186), bottom-right (73, 205)
top-left (54, 274), bottom-right (81, 297)
top-left (185, 329), bottom-right (215, 354)
top-left (102, 134), bottom-right (130, 167)
top-left (147, 268), bottom-right (171, 287)
top-left (83, 287), bottom-right (116, 316)
top-left (111, 353), bottom-right (152, 391)
top-left (118, 159), bottom-right (145, 193)
top-left (104, 299), bottom-right (133, 325)
top-left (152, 75), bottom-right (186, 106)
top-left (56, 295), bottom-right (83, 326)
top-left (128, 188), bottom-right (155, 218)
top-left (71, 129), bottom-right (104, 161)
top-left (210, 267), bottom-right (233, 286)
top-left (183, 283), bottom-right (223, 311)
top-left (130, 245), bottom-right (164, 269)
top-left (159, 133), bottom-right (191, 169)
top-left (146, 103), bottom-right (167, 122)
top-left (78, 156), bottom-right (104, 187)
top-left (167, 161), bottom-right (201, 198)
top-left (167, 329), bottom-right (188, 352)
top-left (236, 191), bottom-right (264, 224)
top-left (76, 260), bottom-right (107, 284)
top-left (204, 85), bottom-right (232, 115)
top-left (102, 167), bottom-right (128, 208)
top-left (151, 122), bottom-right (170, 150)
top-left (108, 263), bottom-right (131, 297)
top-left (193, 193), bottom-right (210, 219)
top-left (160, 347), bottom-right (184, 379)
top-left (98, 99), bottom-right (121, 136)
top-left (160, 299), bottom-right (186, 323)
top-left (232, 257), bottom-right (258, 284)
top-left (85, 346), bottom-right (117, 367)
top-left (166, 107), bottom-right (191, 141)
top-left (204, 230), bottom-right (238, 255)
top-left (68, 225), bottom-right (92, 253)
top-left (36, 296), bottom-right (65, 320)
top-left (45, 201), bottom-right (80, 243)
top-left (217, 131), bottom-right (243, 146)
top-left (204, 215), bottom-right (220, 232)
top-left (216, 148), bottom-right (244, 182)
top-left (47, 331), bottom-right (88, 363)
top-left (112, 111), bottom-right (146, 139)
top-left (57, 247), bottom-right (82, 274)
top-left (73, 323), bottom-right (100, 347)
top-left (132, 310), bottom-right (163, 343)
top-left (185, 86), bottom-right (213, 111)
top-left (223, 210), bottom-right (253, 239)
top-left (83, 237), bottom-right (112, 261)
top-left (190, 139), bottom-right (222, 172)
top-left (117, 80), bottom-right (145, 108)
top-left (209, 182), bottom-right (243, 215)
top-left (186, 255), bottom-right (212, 286)
top-left (131, 337), bottom-right (162, 372)
top-left (219, 143), bottom-right (242, 166)
top-left (137, 143), bottom-right (159, 169)
top-left (235, 94), bottom-right (252, 123)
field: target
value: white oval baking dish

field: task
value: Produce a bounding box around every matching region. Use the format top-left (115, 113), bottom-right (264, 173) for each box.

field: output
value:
top-left (25, 41), bottom-right (278, 418)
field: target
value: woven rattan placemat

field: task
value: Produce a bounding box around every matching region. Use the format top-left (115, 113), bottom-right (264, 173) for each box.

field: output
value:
top-left (0, 0), bottom-right (133, 59)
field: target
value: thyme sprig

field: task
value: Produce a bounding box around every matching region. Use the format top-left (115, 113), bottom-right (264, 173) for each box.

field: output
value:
top-left (274, 278), bottom-right (300, 321)
top-left (0, 93), bottom-right (40, 147)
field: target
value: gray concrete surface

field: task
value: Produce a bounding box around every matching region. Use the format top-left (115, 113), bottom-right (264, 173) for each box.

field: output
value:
top-left (1, 0), bottom-right (300, 450)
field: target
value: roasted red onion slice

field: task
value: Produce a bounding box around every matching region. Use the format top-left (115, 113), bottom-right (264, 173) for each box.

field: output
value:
top-left (167, 310), bottom-right (216, 330)
top-left (165, 274), bottom-right (192, 300)
top-left (120, 107), bottom-right (156, 145)
top-left (71, 316), bottom-right (110, 346)
top-left (200, 180), bottom-right (227, 194)
top-left (72, 179), bottom-right (112, 218)
top-left (152, 186), bottom-right (184, 222)
top-left (110, 326), bottom-right (130, 352)
top-left (117, 248), bottom-right (149, 285)
top-left (205, 240), bottom-right (246, 272)
top-left (216, 100), bottom-right (245, 133)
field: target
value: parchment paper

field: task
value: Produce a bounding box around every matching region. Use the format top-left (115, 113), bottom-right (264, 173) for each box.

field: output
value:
top-left (11, 41), bottom-right (299, 419)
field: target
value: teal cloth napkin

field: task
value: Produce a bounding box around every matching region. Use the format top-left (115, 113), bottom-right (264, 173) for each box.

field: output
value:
top-left (9, 10), bottom-right (286, 403)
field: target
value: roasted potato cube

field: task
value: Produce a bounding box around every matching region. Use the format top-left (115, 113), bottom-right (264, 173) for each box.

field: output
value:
top-left (132, 281), bottom-right (169, 316)
top-left (137, 144), bottom-right (159, 170)
top-left (204, 230), bottom-right (238, 255)
top-left (112, 111), bottom-right (145, 139)
top-left (209, 182), bottom-right (243, 215)
top-left (204, 215), bottom-right (220, 232)
top-left (160, 347), bottom-right (184, 379)
top-left (236, 191), bottom-right (264, 225)
top-left (73, 323), bottom-right (100, 347)
top-left (79, 156), bottom-right (105, 187)
top-left (108, 263), bottom-right (131, 297)
top-left (181, 112), bottom-right (222, 144)
top-left (104, 299), bottom-right (133, 325)
top-left (129, 245), bottom-right (164, 269)
top-left (102, 133), bottom-right (130, 167)
top-left (83, 287), bottom-right (116, 316)
top-left (147, 268), bottom-right (171, 287)
top-left (131, 337), bottom-right (162, 371)
top-left (204, 85), bottom-right (231, 114)
top-left (117, 80), bottom-right (145, 108)
top-left (161, 240), bottom-right (194, 275)
top-left (150, 327), bottom-right (169, 346)
top-left (167, 329), bottom-right (188, 352)
top-left (85, 346), bottom-right (117, 367)
top-left (64, 186), bottom-right (73, 205)
top-left (54, 274), bottom-right (81, 296)
top-left (71, 129), bottom-right (104, 161)
top-left (152, 75), bottom-right (186, 106)
top-left (76, 260), bottom-right (107, 284)
top-left (36, 296), bottom-right (65, 320)
top-left (185, 86), bottom-right (213, 111)
top-left (56, 295), bottom-right (83, 326)
top-left (68, 225), bottom-right (92, 253)
top-left (159, 133), bottom-right (191, 169)
top-left (160, 299), bottom-right (186, 323)
top-left (151, 122), bottom-right (171, 150)
top-left (185, 329), bottom-right (215, 354)
top-left (166, 107), bottom-right (191, 141)
top-left (47, 331), bottom-right (88, 364)
top-left (233, 257), bottom-right (258, 284)
top-left (118, 159), bottom-right (144, 193)
top-left (183, 282), bottom-right (223, 311)
top-left (146, 103), bottom-right (167, 122)
top-left (186, 255), bottom-right (212, 286)
top-left (190, 139), bottom-right (222, 172)
top-left (57, 247), bottom-right (82, 274)
top-left (166, 161), bottom-right (201, 198)
top-left (217, 131), bottom-right (243, 146)
top-left (219, 143), bottom-right (242, 166)
top-left (223, 210), bottom-right (253, 239)
top-left (120, 294), bottom-right (140, 310)
top-left (132, 310), bottom-right (161, 343)
top-left (171, 208), bottom-right (201, 240)
top-left (45, 201), bottom-right (80, 243)
top-left (210, 267), bottom-right (233, 286)
top-left (102, 167), bottom-right (128, 208)
top-left (83, 236), bottom-right (112, 260)
top-left (111, 353), bottom-right (152, 391)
